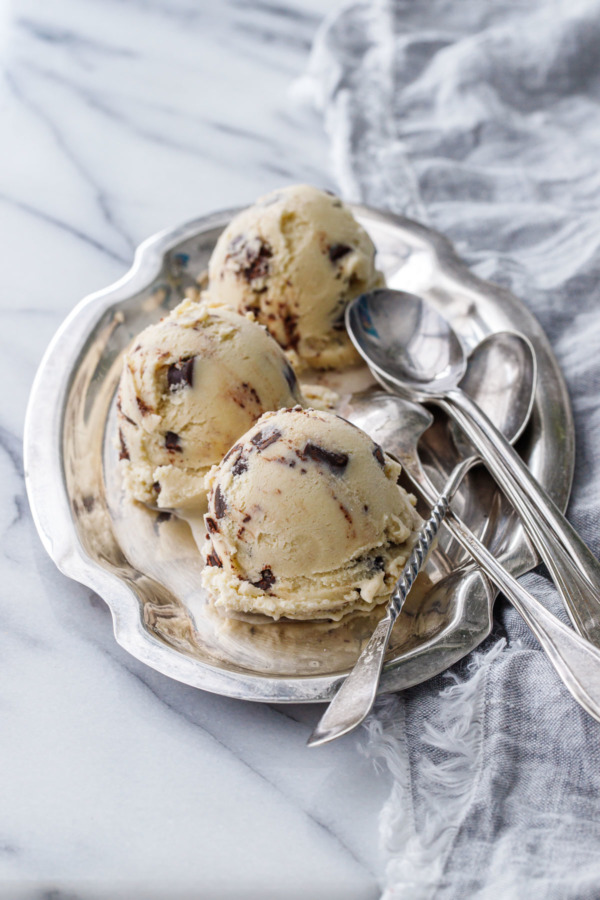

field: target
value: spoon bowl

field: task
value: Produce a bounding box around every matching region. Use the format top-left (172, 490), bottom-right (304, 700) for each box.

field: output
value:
top-left (347, 288), bottom-right (600, 648)
top-left (457, 331), bottom-right (536, 450)
top-left (346, 289), bottom-right (467, 398)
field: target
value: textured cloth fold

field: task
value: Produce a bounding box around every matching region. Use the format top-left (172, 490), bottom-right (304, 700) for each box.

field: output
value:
top-left (305, 2), bottom-right (600, 897)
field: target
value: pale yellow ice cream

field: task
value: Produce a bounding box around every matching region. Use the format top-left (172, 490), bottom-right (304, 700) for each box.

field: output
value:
top-left (117, 298), bottom-right (304, 510)
top-left (202, 408), bottom-right (420, 621)
top-left (207, 185), bottom-right (383, 370)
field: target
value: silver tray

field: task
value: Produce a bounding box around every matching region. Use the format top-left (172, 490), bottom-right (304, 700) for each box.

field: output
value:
top-left (24, 206), bottom-right (574, 702)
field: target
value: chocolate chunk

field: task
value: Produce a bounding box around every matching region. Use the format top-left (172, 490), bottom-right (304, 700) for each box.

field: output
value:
top-left (282, 360), bottom-right (298, 394)
top-left (205, 516), bottom-right (219, 534)
top-left (282, 309), bottom-right (299, 350)
top-left (226, 444), bottom-right (248, 476)
top-left (250, 428), bottom-right (282, 452)
top-left (241, 382), bottom-right (261, 405)
top-left (153, 481), bottom-right (161, 494)
top-left (242, 514), bottom-right (252, 523)
top-left (373, 556), bottom-right (385, 571)
top-left (136, 397), bottom-right (153, 416)
top-left (226, 236), bottom-right (272, 283)
top-left (373, 444), bottom-right (385, 466)
top-left (168, 356), bottom-right (195, 390)
top-left (328, 243), bottom-right (352, 263)
top-left (302, 442), bottom-right (349, 473)
top-left (116, 397), bottom-right (137, 427)
top-left (206, 547), bottom-right (223, 568)
top-left (156, 511), bottom-right (172, 524)
top-left (223, 442), bottom-right (242, 463)
top-left (165, 431), bottom-right (182, 452)
top-left (339, 503), bottom-right (352, 524)
top-left (214, 485), bottom-right (227, 518)
top-left (252, 568), bottom-right (276, 592)
top-left (82, 495), bottom-right (95, 513)
top-left (273, 455), bottom-right (296, 468)
top-left (118, 429), bottom-right (130, 461)
top-left (231, 454), bottom-right (248, 477)
top-left (245, 242), bottom-right (272, 281)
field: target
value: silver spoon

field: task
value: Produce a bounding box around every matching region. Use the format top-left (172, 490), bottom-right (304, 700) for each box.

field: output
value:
top-left (309, 333), bottom-right (532, 746)
top-left (346, 290), bottom-right (600, 647)
top-left (308, 392), bottom-right (600, 746)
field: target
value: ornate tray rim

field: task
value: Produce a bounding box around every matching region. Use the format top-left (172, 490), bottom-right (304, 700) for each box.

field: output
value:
top-left (23, 206), bottom-right (574, 702)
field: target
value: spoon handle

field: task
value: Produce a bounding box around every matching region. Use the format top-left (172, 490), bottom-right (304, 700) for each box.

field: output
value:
top-left (306, 464), bottom-right (469, 747)
top-left (308, 451), bottom-right (600, 747)
top-left (441, 505), bottom-right (600, 726)
top-left (408, 470), bottom-right (600, 727)
top-left (306, 612), bottom-right (395, 747)
top-left (444, 389), bottom-right (600, 647)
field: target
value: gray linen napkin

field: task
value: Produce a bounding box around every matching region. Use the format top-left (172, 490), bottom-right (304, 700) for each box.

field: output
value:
top-left (304, 1), bottom-right (600, 897)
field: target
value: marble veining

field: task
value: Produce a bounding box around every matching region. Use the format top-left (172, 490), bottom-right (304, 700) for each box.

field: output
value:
top-left (1, 1), bottom-right (387, 898)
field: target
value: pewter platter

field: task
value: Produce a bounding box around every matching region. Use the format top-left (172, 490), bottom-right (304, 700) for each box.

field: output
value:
top-left (24, 206), bottom-right (574, 702)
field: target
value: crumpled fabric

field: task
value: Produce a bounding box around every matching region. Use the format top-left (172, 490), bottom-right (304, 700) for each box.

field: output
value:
top-left (304, 2), bottom-right (600, 897)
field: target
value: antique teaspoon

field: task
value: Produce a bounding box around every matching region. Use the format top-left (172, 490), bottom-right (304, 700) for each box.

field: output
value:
top-left (346, 290), bottom-right (600, 647)
top-left (309, 332), bottom-right (535, 747)
top-left (308, 392), bottom-right (600, 746)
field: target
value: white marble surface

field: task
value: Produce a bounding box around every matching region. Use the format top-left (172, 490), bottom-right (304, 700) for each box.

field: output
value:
top-left (1, 1), bottom-right (389, 898)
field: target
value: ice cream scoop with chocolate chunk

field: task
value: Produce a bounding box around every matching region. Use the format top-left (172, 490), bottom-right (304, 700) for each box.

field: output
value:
top-left (201, 407), bottom-right (421, 621)
top-left (207, 185), bottom-right (384, 371)
top-left (117, 298), bottom-right (304, 511)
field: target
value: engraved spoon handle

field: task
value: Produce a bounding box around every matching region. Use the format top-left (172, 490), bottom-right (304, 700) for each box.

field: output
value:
top-left (308, 460), bottom-right (600, 747)
top-left (441, 505), bottom-right (600, 727)
top-left (307, 458), bottom-right (472, 747)
top-left (443, 389), bottom-right (600, 646)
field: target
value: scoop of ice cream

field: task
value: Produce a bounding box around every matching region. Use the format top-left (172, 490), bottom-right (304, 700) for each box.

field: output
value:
top-left (117, 298), bottom-right (304, 510)
top-left (207, 185), bottom-right (383, 370)
top-left (201, 407), bottom-right (420, 621)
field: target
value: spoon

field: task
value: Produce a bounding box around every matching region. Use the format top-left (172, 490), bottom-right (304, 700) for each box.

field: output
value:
top-left (346, 290), bottom-right (600, 647)
top-left (308, 392), bottom-right (600, 746)
top-left (309, 333), bottom-right (533, 745)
